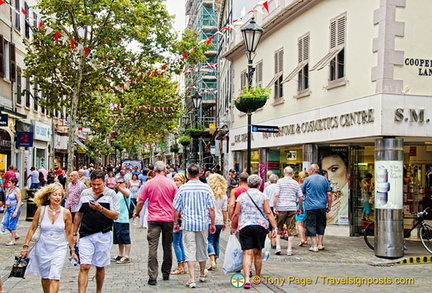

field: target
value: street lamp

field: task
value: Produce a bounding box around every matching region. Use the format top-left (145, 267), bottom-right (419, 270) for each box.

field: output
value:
top-left (191, 92), bottom-right (203, 164)
top-left (241, 17), bottom-right (263, 174)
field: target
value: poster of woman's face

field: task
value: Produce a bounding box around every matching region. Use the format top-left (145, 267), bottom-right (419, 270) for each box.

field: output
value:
top-left (318, 147), bottom-right (350, 225)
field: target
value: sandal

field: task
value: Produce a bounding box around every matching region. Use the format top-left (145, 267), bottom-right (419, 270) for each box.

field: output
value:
top-left (244, 283), bottom-right (251, 289)
top-left (185, 280), bottom-right (196, 288)
top-left (5, 241), bottom-right (16, 246)
top-left (171, 268), bottom-right (185, 275)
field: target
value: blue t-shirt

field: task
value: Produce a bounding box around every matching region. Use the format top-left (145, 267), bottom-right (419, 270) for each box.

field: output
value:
top-left (114, 189), bottom-right (131, 224)
top-left (301, 174), bottom-right (331, 210)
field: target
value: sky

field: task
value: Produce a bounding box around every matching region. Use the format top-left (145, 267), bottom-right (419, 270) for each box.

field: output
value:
top-left (164, 0), bottom-right (186, 34)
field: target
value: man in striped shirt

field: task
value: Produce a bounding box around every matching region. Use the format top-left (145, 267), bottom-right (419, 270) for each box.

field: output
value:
top-left (273, 166), bottom-right (303, 256)
top-left (173, 164), bottom-right (216, 288)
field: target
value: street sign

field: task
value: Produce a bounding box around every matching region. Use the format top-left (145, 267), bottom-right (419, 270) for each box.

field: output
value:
top-left (16, 132), bottom-right (33, 147)
top-left (251, 125), bottom-right (280, 133)
top-left (0, 114), bottom-right (8, 127)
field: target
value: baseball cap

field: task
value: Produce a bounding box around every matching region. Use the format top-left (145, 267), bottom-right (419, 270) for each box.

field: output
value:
top-left (229, 169), bottom-right (236, 173)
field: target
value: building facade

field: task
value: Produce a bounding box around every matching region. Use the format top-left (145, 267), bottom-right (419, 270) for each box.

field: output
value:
top-left (219, 0), bottom-right (432, 236)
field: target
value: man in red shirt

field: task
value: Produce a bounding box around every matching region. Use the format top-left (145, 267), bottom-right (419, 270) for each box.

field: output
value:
top-left (228, 172), bottom-right (249, 219)
top-left (3, 165), bottom-right (16, 189)
top-left (134, 161), bottom-right (177, 286)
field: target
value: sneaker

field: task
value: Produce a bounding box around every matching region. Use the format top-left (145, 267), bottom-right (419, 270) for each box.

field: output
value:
top-left (5, 242), bottom-right (16, 246)
top-left (116, 257), bottom-right (130, 264)
top-left (148, 279), bottom-right (157, 286)
top-left (163, 274), bottom-right (169, 281)
top-left (309, 246), bottom-right (318, 252)
top-left (275, 248), bottom-right (281, 255)
top-left (112, 255), bottom-right (122, 261)
top-left (286, 250), bottom-right (292, 256)
top-left (318, 245), bottom-right (325, 250)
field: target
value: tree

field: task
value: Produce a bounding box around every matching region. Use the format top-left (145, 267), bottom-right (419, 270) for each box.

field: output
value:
top-left (24, 0), bottom-right (188, 174)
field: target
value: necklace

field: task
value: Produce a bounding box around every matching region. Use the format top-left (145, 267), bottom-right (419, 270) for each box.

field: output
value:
top-left (49, 207), bottom-right (61, 216)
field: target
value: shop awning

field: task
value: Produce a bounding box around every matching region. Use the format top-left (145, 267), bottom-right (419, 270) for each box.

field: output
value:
top-left (310, 45), bottom-right (344, 71)
top-left (282, 60), bottom-right (308, 84)
top-left (265, 71), bottom-right (283, 89)
top-left (74, 139), bottom-right (88, 151)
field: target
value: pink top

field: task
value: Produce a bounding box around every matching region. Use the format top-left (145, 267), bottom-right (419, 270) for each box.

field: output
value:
top-left (138, 174), bottom-right (177, 222)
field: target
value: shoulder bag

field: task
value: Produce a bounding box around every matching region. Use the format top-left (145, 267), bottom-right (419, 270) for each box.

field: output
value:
top-left (31, 206), bottom-right (46, 242)
top-left (246, 191), bottom-right (268, 223)
top-left (123, 195), bottom-right (134, 219)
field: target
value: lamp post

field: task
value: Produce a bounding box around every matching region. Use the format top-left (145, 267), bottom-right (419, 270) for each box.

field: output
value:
top-left (241, 17), bottom-right (263, 174)
top-left (181, 114), bottom-right (191, 171)
top-left (191, 92), bottom-right (203, 165)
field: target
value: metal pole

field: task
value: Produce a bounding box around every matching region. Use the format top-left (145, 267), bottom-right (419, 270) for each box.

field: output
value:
top-left (246, 60), bottom-right (254, 174)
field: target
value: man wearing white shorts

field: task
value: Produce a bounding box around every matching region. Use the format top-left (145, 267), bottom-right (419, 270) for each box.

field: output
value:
top-left (173, 163), bottom-right (216, 289)
top-left (73, 170), bottom-right (119, 293)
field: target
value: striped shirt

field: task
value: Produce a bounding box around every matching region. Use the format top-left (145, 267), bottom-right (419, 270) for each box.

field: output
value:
top-left (173, 179), bottom-right (215, 232)
top-left (274, 176), bottom-right (302, 211)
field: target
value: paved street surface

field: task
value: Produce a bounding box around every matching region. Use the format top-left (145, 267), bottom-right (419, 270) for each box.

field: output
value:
top-left (0, 203), bottom-right (431, 292)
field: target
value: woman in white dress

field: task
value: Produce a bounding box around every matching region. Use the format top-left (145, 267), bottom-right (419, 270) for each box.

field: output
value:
top-left (20, 183), bottom-right (77, 293)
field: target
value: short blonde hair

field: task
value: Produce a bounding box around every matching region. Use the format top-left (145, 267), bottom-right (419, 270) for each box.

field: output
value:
top-left (33, 183), bottom-right (65, 207)
top-left (173, 173), bottom-right (186, 184)
top-left (208, 173), bottom-right (227, 199)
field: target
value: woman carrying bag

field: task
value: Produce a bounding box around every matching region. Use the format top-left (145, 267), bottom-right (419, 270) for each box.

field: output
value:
top-left (20, 183), bottom-right (77, 293)
top-left (3, 177), bottom-right (22, 245)
top-left (231, 174), bottom-right (277, 289)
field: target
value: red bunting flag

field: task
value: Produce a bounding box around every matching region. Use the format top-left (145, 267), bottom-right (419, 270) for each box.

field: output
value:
top-left (205, 36), bottom-right (213, 45)
top-left (21, 8), bottom-right (27, 16)
top-left (247, 9), bottom-right (257, 14)
top-left (54, 32), bottom-right (61, 43)
top-left (181, 52), bottom-right (188, 61)
top-left (262, 1), bottom-right (269, 13)
top-left (69, 39), bottom-right (76, 50)
top-left (222, 27), bottom-right (232, 31)
top-left (84, 47), bottom-right (91, 56)
top-left (161, 63), bottom-right (167, 70)
top-left (0, 1), bottom-right (6, 6)
top-left (38, 22), bottom-right (44, 30)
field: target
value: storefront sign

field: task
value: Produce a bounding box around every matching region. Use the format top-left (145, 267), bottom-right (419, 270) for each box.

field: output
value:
top-left (0, 114), bottom-right (8, 126)
top-left (394, 108), bottom-right (430, 123)
top-left (16, 132), bottom-right (33, 147)
top-left (404, 58), bottom-right (432, 76)
top-left (259, 109), bottom-right (374, 140)
top-left (34, 121), bottom-right (51, 142)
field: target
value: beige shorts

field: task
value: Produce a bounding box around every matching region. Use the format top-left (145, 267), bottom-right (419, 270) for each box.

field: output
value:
top-left (276, 211), bottom-right (297, 236)
top-left (183, 229), bottom-right (208, 262)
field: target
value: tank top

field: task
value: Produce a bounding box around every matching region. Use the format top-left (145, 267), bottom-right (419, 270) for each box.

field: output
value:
top-left (6, 187), bottom-right (18, 205)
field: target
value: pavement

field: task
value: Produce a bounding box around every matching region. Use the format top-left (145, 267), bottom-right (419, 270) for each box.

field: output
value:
top-left (0, 202), bottom-right (431, 292)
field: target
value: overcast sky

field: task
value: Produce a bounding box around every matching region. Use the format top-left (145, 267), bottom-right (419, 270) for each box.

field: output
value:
top-left (164, 0), bottom-right (186, 33)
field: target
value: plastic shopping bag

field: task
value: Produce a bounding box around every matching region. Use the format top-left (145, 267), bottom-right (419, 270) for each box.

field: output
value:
top-left (223, 234), bottom-right (243, 274)
top-left (262, 236), bottom-right (271, 261)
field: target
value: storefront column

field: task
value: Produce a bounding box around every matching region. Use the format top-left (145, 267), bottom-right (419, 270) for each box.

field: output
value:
top-left (259, 148), bottom-right (268, 189)
top-left (374, 137), bottom-right (404, 258)
top-left (302, 144), bottom-right (315, 171)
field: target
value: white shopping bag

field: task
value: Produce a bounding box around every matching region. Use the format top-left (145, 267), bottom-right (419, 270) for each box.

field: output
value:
top-left (222, 234), bottom-right (243, 274)
top-left (262, 236), bottom-right (271, 260)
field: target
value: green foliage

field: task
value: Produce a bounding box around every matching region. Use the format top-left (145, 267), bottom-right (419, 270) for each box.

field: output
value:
top-left (178, 136), bottom-right (191, 145)
top-left (238, 86), bottom-right (271, 99)
top-left (23, 0), bottom-right (208, 170)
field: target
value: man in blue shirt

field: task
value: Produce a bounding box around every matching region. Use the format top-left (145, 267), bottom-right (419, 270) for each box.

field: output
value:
top-left (298, 164), bottom-right (332, 252)
top-left (173, 164), bottom-right (216, 288)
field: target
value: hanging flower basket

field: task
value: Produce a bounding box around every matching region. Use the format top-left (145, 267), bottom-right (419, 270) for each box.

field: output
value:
top-left (234, 87), bottom-right (270, 113)
top-left (189, 131), bottom-right (203, 138)
top-left (170, 144), bottom-right (180, 153)
top-left (179, 136), bottom-right (191, 146)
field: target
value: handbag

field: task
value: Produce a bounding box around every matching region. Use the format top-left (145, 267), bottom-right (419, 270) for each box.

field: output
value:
top-left (123, 195), bottom-right (134, 219)
top-left (31, 206), bottom-right (45, 242)
top-left (9, 256), bottom-right (30, 278)
top-left (246, 192), bottom-right (268, 223)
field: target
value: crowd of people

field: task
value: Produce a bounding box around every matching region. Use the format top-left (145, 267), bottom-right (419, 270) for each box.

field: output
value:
top-left (0, 160), bottom-right (353, 292)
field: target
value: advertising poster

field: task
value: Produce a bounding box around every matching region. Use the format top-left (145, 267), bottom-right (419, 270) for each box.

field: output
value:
top-left (318, 147), bottom-right (350, 225)
top-left (374, 160), bottom-right (403, 209)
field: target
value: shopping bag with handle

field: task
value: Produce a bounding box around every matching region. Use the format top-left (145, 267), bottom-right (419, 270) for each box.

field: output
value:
top-left (223, 234), bottom-right (243, 274)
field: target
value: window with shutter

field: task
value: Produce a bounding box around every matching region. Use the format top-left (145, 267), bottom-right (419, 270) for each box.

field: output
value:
top-left (298, 34), bottom-right (309, 91)
top-left (0, 35), bottom-right (4, 78)
top-left (15, 0), bottom-right (21, 31)
top-left (25, 2), bottom-right (30, 39)
top-left (240, 70), bottom-right (246, 90)
top-left (255, 61), bottom-right (263, 88)
top-left (26, 77), bottom-right (30, 107)
top-left (10, 43), bottom-right (16, 82)
top-left (273, 49), bottom-right (284, 99)
top-left (329, 14), bottom-right (346, 81)
top-left (33, 84), bottom-right (38, 111)
top-left (16, 67), bottom-right (22, 104)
